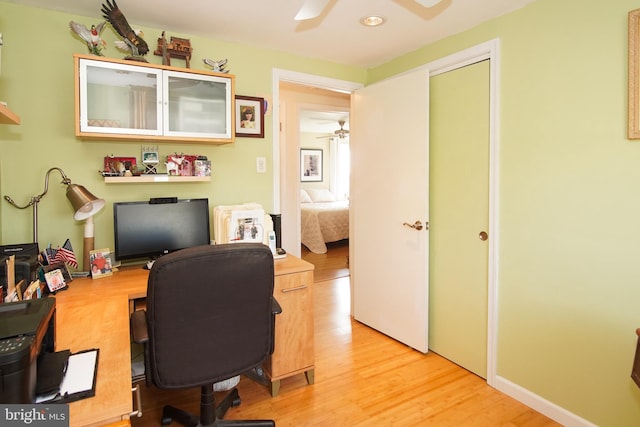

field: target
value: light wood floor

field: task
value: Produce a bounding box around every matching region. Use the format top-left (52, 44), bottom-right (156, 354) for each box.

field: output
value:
top-left (131, 241), bottom-right (559, 426)
top-left (301, 240), bottom-right (350, 282)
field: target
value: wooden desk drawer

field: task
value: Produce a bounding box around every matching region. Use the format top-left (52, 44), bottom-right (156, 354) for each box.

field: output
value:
top-left (266, 270), bottom-right (314, 380)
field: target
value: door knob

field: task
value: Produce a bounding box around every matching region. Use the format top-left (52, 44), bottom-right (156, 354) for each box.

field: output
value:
top-left (403, 221), bottom-right (426, 231)
top-left (479, 231), bottom-right (488, 241)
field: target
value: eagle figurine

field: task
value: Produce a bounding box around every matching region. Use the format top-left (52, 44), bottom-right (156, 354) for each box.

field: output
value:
top-left (69, 21), bottom-right (107, 56)
top-left (203, 58), bottom-right (229, 74)
top-left (101, 0), bottom-right (149, 60)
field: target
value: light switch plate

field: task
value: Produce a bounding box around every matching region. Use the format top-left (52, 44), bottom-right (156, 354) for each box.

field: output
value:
top-left (256, 157), bottom-right (266, 173)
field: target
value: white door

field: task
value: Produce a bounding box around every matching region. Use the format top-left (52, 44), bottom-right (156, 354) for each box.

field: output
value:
top-left (351, 69), bottom-right (430, 353)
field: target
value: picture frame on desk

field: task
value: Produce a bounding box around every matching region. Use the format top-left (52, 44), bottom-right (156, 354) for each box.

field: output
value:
top-left (43, 261), bottom-right (73, 283)
top-left (44, 269), bottom-right (68, 293)
top-left (90, 248), bottom-right (113, 279)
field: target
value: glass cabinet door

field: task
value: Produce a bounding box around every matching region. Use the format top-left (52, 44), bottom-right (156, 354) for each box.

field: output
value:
top-left (79, 59), bottom-right (163, 136)
top-left (76, 55), bottom-right (234, 144)
top-left (163, 70), bottom-right (232, 140)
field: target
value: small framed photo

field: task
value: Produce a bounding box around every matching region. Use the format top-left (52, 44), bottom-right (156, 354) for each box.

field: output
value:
top-left (142, 145), bottom-right (159, 164)
top-left (235, 95), bottom-right (265, 138)
top-left (90, 248), bottom-right (113, 279)
top-left (103, 156), bottom-right (137, 176)
top-left (43, 261), bottom-right (73, 283)
top-left (44, 269), bottom-right (67, 293)
top-left (300, 149), bottom-right (323, 182)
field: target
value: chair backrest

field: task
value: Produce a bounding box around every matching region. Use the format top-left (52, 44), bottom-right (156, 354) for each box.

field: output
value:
top-left (145, 243), bottom-right (274, 389)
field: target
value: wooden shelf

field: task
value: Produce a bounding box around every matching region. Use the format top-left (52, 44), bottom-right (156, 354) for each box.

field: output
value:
top-left (104, 175), bottom-right (211, 183)
top-left (0, 103), bottom-right (20, 125)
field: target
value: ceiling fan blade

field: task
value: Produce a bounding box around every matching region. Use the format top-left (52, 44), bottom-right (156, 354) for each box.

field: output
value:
top-left (295, 0), bottom-right (331, 21)
top-left (414, 0), bottom-right (443, 7)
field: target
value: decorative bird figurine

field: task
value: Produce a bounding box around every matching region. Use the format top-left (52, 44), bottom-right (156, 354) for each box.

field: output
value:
top-left (203, 58), bottom-right (229, 74)
top-left (69, 21), bottom-right (107, 56)
top-left (101, 0), bottom-right (149, 61)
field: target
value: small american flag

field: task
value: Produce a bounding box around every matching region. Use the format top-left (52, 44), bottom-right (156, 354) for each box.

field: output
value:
top-left (53, 239), bottom-right (79, 269)
top-left (43, 247), bottom-right (58, 265)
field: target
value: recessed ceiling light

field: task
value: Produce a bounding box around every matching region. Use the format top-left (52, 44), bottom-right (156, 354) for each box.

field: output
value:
top-left (360, 15), bottom-right (385, 27)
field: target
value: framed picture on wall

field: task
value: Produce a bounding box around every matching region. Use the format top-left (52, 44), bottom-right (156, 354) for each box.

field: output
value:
top-left (300, 149), bottom-right (323, 182)
top-left (235, 95), bottom-right (265, 138)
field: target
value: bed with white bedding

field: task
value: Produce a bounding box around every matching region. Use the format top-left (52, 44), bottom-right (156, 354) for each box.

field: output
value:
top-left (300, 189), bottom-right (349, 254)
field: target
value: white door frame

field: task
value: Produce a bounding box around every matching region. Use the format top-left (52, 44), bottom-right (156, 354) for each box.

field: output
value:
top-left (271, 37), bottom-right (500, 386)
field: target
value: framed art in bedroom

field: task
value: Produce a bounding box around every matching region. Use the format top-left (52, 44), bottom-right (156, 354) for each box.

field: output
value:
top-left (300, 149), bottom-right (323, 182)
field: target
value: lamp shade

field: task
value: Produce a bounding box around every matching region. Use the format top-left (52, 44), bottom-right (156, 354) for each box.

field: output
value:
top-left (66, 184), bottom-right (105, 220)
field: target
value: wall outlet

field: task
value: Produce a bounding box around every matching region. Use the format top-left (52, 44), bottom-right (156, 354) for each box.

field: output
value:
top-left (256, 157), bottom-right (266, 173)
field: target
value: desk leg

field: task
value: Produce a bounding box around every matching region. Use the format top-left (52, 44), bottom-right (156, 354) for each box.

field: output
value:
top-left (304, 369), bottom-right (315, 385)
top-left (270, 380), bottom-right (281, 397)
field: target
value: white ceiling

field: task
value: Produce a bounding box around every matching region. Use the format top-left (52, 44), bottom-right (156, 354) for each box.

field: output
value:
top-left (10, 0), bottom-right (537, 68)
top-left (300, 109), bottom-right (350, 135)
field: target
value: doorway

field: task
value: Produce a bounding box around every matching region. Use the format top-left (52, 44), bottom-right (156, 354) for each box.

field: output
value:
top-left (275, 79), bottom-right (354, 259)
top-left (297, 107), bottom-right (351, 275)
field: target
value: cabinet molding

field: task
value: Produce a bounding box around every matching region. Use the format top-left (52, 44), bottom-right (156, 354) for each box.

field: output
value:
top-left (74, 54), bottom-right (235, 144)
top-left (0, 102), bottom-right (20, 125)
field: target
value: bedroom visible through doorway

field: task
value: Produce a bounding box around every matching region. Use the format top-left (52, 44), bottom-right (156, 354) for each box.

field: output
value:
top-left (298, 109), bottom-right (350, 280)
top-left (298, 109), bottom-right (350, 272)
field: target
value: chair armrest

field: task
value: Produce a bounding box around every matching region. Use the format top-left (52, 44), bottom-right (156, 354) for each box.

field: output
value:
top-left (271, 297), bottom-right (282, 315)
top-left (130, 310), bottom-right (149, 344)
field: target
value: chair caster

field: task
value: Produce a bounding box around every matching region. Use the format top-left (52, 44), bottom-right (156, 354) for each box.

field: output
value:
top-left (232, 396), bottom-right (241, 407)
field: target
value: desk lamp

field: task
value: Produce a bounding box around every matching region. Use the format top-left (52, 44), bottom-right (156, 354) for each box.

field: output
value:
top-left (4, 167), bottom-right (105, 271)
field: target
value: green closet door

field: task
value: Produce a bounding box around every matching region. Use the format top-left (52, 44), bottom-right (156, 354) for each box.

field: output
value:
top-left (429, 59), bottom-right (490, 378)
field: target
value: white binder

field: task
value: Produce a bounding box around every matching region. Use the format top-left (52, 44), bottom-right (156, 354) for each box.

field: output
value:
top-left (213, 203), bottom-right (273, 245)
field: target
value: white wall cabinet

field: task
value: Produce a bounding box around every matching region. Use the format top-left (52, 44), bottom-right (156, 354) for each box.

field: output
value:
top-left (74, 54), bottom-right (235, 144)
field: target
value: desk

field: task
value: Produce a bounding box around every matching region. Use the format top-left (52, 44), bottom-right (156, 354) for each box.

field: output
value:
top-left (53, 254), bottom-right (314, 427)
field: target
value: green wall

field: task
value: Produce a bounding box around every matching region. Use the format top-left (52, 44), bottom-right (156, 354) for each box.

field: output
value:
top-left (0, 2), bottom-right (364, 254)
top-left (2, 0), bottom-right (640, 425)
top-left (371, 0), bottom-right (640, 425)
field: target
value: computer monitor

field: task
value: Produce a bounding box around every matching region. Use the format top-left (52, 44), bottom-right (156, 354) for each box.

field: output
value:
top-left (113, 198), bottom-right (211, 262)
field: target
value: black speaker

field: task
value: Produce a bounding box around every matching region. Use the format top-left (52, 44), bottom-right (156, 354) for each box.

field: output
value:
top-left (269, 213), bottom-right (282, 249)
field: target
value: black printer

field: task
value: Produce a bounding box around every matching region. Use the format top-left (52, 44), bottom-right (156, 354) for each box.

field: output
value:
top-left (0, 297), bottom-right (55, 403)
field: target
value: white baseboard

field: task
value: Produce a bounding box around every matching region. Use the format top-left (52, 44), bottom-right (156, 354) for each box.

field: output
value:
top-left (494, 376), bottom-right (598, 427)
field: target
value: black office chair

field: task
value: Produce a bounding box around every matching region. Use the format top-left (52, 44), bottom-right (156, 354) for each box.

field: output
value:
top-left (131, 243), bottom-right (279, 427)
